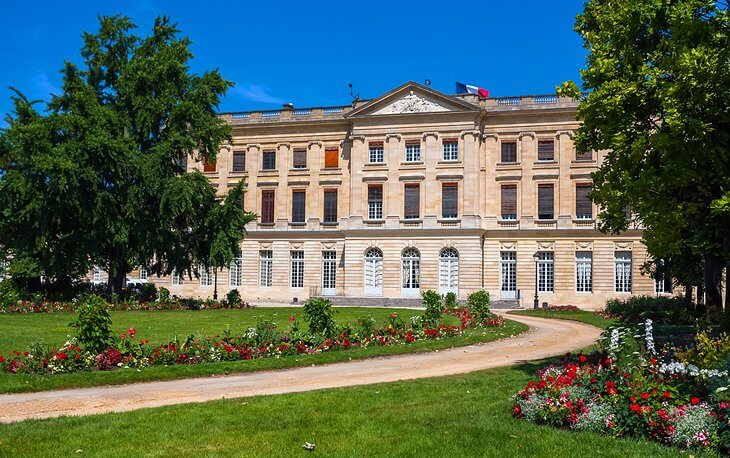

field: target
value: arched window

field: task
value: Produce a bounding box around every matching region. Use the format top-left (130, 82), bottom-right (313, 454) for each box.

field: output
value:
top-left (401, 248), bottom-right (420, 295)
top-left (364, 248), bottom-right (383, 296)
top-left (439, 248), bottom-right (459, 295)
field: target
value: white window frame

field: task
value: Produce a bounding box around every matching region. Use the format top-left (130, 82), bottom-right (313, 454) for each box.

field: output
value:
top-left (290, 250), bottom-right (304, 288)
top-left (405, 143), bottom-right (421, 162)
top-left (139, 266), bottom-right (148, 280)
top-left (259, 250), bottom-right (272, 287)
top-left (171, 269), bottom-right (183, 286)
top-left (442, 141), bottom-right (458, 161)
top-left (229, 250), bottom-right (243, 287)
top-left (500, 251), bottom-right (517, 299)
top-left (615, 251), bottom-right (632, 293)
top-left (364, 248), bottom-right (383, 296)
top-left (368, 186), bottom-right (383, 220)
top-left (537, 252), bottom-right (554, 293)
top-left (368, 144), bottom-right (384, 164)
top-left (200, 264), bottom-right (213, 287)
top-left (401, 247), bottom-right (420, 295)
top-left (576, 251), bottom-right (593, 293)
top-left (438, 248), bottom-right (459, 295)
top-left (322, 251), bottom-right (337, 295)
top-left (92, 266), bottom-right (105, 283)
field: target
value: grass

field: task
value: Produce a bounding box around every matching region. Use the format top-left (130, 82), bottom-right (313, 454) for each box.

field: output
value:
top-left (508, 309), bottom-right (617, 330)
top-left (0, 362), bottom-right (702, 457)
top-left (0, 307), bottom-right (527, 394)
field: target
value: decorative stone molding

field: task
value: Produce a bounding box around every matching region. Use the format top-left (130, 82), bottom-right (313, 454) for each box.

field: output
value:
top-left (257, 181), bottom-right (279, 187)
top-left (349, 135), bottom-right (366, 143)
top-left (482, 133), bottom-right (499, 141)
top-left (287, 180), bottom-right (310, 186)
top-left (532, 173), bottom-right (560, 181)
top-left (246, 143), bottom-right (261, 151)
top-left (290, 241), bottom-right (304, 250)
top-left (307, 141), bottom-right (323, 148)
top-left (459, 130), bottom-right (480, 139)
top-left (436, 173), bottom-right (463, 181)
top-left (614, 241), bottom-right (633, 251)
top-left (362, 175), bottom-right (388, 183)
top-left (556, 130), bottom-right (574, 138)
top-left (422, 131), bottom-right (439, 140)
top-left (319, 179), bottom-right (342, 186)
top-left (385, 133), bottom-right (402, 142)
top-left (442, 240), bottom-right (454, 249)
top-left (276, 142), bottom-right (290, 149)
top-left (495, 175), bottom-right (522, 182)
top-left (575, 241), bottom-right (594, 251)
top-left (367, 241), bottom-right (382, 250)
top-left (220, 144), bottom-right (232, 153)
top-left (537, 241), bottom-right (555, 251)
top-left (500, 241), bottom-right (517, 250)
top-left (321, 241), bottom-right (337, 250)
top-left (258, 241), bottom-right (272, 249)
top-left (399, 174), bottom-right (425, 182)
top-left (519, 132), bottom-right (536, 140)
top-left (373, 91), bottom-right (449, 114)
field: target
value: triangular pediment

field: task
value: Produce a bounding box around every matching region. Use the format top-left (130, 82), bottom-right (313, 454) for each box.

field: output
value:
top-left (345, 82), bottom-right (481, 118)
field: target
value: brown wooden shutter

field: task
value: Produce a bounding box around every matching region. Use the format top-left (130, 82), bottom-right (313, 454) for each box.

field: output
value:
top-left (232, 152), bottom-right (246, 172)
top-left (203, 157), bottom-right (216, 172)
top-left (291, 190), bottom-right (306, 223)
top-left (323, 189), bottom-right (338, 222)
top-left (404, 183), bottom-right (420, 219)
top-left (293, 149), bottom-right (307, 168)
top-left (324, 148), bottom-right (339, 168)
top-left (501, 142), bottom-right (517, 163)
top-left (538, 184), bottom-right (554, 219)
top-left (368, 184), bottom-right (382, 202)
top-left (501, 185), bottom-right (517, 219)
top-left (262, 151), bottom-right (276, 170)
top-left (538, 140), bottom-right (554, 161)
top-left (576, 150), bottom-right (592, 161)
top-left (575, 183), bottom-right (592, 218)
top-left (261, 190), bottom-right (275, 224)
top-left (441, 183), bottom-right (458, 218)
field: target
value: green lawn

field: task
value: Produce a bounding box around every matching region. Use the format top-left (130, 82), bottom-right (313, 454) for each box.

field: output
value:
top-left (509, 309), bottom-right (617, 329)
top-left (0, 308), bottom-right (527, 393)
top-left (0, 362), bottom-right (700, 457)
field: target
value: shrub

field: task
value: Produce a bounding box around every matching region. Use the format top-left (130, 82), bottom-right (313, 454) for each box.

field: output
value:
top-left (303, 297), bottom-right (337, 337)
top-left (605, 295), bottom-right (696, 324)
top-left (158, 287), bottom-right (171, 303)
top-left (467, 290), bottom-right (491, 322)
top-left (226, 289), bottom-right (242, 308)
top-left (443, 292), bottom-right (458, 309)
top-left (421, 290), bottom-right (443, 326)
top-left (69, 294), bottom-right (113, 354)
top-left (0, 280), bottom-right (20, 309)
top-left (137, 283), bottom-right (157, 302)
top-left (676, 330), bottom-right (730, 370)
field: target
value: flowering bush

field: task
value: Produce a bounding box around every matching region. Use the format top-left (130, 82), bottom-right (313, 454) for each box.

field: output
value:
top-left (466, 290), bottom-right (491, 322)
top-left (0, 307), bottom-right (506, 376)
top-left (0, 295), bottom-right (255, 314)
top-left (512, 319), bottom-right (728, 452)
top-left (605, 295), bottom-right (697, 324)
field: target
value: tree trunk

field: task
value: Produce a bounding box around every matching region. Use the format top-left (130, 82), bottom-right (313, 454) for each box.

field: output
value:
top-left (725, 237), bottom-right (730, 311)
top-left (704, 254), bottom-right (724, 323)
top-left (106, 246), bottom-right (127, 296)
top-left (683, 284), bottom-right (693, 308)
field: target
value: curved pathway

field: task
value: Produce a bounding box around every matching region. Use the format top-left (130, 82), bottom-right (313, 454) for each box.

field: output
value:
top-left (0, 314), bottom-right (601, 423)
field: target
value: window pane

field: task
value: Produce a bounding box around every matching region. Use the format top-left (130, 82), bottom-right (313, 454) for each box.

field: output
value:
top-left (259, 250), bottom-right (272, 287)
top-left (405, 142), bottom-right (421, 162)
top-left (290, 251), bottom-right (304, 288)
top-left (501, 185), bottom-right (517, 219)
top-left (368, 185), bottom-right (383, 219)
top-left (576, 184), bottom-right (592, 219)
top-left (538, 184), bottom-right (554, 219)
top-left (232, 152), bottom-right (246, 172)
top-left (441, 183), bottom-right (458, 219)
top-left (501, 142), bottom-right (517, 163)
top-left (292, 191), bottom-right (306, 223)
top-left (368, 142), bottom-right (384, 163)
top-left (615, 251), bottom-right (632, 293)
top-left (537, 251), bottom-right (554, 293)
top-left (323, 190), bottom-right (338, 223)
top-left (293, 149), bottom-right (307, 169)
top-left (262, 151), bottom-right (276, 170)
top-left (443, 141), bottom-right (458, 161)
top-left (404, 184), bottom-right (420, 219)
top-left (261, 190), bottom-right (275, 224)
top-left (538, 140), bottom-right (554, 161)
top-left (576, 251), bottom-right (592, 293)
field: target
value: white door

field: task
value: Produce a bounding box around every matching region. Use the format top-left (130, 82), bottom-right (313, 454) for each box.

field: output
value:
top-left (322, 251), bottom-right (337, 296)
top-left (500, 251), bottom-right (517, 299)
top-left (438, 248), bottom-right (459, 296)
top-left (401, 248), bottom-right (420, 296)
top-left (364, 248), bottom-right (383, 296)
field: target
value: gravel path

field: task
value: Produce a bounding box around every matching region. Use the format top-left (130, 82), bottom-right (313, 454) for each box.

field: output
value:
top-left (0, 314), bottom-right (601, 423)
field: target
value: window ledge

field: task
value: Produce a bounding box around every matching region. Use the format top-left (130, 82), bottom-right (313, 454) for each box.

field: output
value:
top-left (400, 161), bottom-right (424, 166)
top-left (289, 168), bottom-right (310, 173)
top-left (438, 218), bottom-right (460, 223)
top-left (365, 162), bottom-right (386, 167)
top-left (289, 222), bottom-right (307, 227)
top-left (321, 221), bottom-right (339, 226)
top-left (400, 219), bottom-right (423, 224)
top-left (533, 161), bottom-right (558, 165)
top-left (497, 162), bottom-right (520, 167)
top-left (364, 219), bottom-right (385, 224)
top-left (438, 160), bottom-right (461, 165)
top-left (322, 167), bottom-right (342, 172)
top-left (229, 170), bottom-right (248, 175)
top-left (498, 218), bottom-right (519, 223)
top-left (258, 169), bottom-right (278, 174)
top-left (258, 222), bottom-right (276, 227)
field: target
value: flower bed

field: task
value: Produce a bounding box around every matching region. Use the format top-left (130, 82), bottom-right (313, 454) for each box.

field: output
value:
top-left (0, 298), bottom-right (255, 314)
top-left (0, 308), bottom-right (506, 375)
top-left (512, 321), bottom-right (730, 452)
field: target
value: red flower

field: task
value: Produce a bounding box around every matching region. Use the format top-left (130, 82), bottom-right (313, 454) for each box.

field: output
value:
top-left (513, 405), bottom-right (522, 417)
top-left (391, 312), bottom-right (398, 319)
top-left (663, 391), bottom-right (671, 400)
top-left (0, 355), bottom-right (4, 363)
top-left (537, 381), bottom-right (547, 389)
top-left (579, 355), bottom-right (587, 364)
top-left (630, 403), bottom-right (642, 414)
top-left (605, 380), bottom-right (617, 395)
top-left (641, 392), bottom-right (649, 400)
top-left (630, 395), bottom-right (636, 403)
top-left (128, 327), bottom-right (136, 337)
top-left (121, 332), bottom-right (127, 340)
top-left (289, 315), bottom-right (295, 322)
top-left (691, 397), bottom-right (700, 405)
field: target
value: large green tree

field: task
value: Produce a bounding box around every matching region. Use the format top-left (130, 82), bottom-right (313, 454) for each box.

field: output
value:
top-left (0, 15), bottom-right (254, 294)
top-left (559, 0), bottom-right (730, 318)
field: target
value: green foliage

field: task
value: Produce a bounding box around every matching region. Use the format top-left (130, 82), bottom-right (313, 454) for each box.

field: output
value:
top-left (0, 15), bottom-right (254, 293)
top-left (302, 298), bottom-right (337, 337)
top-left (467, 290), bottom-right (491, 322)
top-left (443, 292), bottom-right (457, 310)
top-left (157, 287), bottom-right (170, 303)
top-left (136, 283), bottom-right (157, 302)
top-left (0, 281), bottom-right (20, 309)
top-left (676, 330), bottom-right (730, 370)
top-left (605, 295), bottom-right (697, 324)
top-left (421, 290), bottom-right (443, 327)
top-left (69, 295), bottom-right (113, 354)
top-left (226, 289), bottom-right (242, 308)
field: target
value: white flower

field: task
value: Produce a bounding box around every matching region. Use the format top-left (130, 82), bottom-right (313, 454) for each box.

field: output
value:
top-left (644, 319), bottom-right (655, 354)
top-left (610, 328), bottom-right (620, 351)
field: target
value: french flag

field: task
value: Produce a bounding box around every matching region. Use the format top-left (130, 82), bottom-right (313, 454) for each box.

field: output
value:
top-left (455, 82), bottom-right (489, 98)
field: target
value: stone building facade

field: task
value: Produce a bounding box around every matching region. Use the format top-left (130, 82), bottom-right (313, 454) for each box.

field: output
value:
top-left (142, 82), bottom-right (668, 309)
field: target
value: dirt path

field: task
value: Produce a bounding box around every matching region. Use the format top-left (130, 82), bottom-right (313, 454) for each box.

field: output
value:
top-left (0, 314), bottom-right (602, 423)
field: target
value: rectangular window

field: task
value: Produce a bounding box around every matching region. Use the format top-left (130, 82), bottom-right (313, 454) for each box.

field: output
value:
top-left (576, 183), bottom-right (592, 219)
top-left (229, 249), bottom-right (242, 287)
top-left (200, 264), bottom-right (212, 287)
top-left (655, 274), bottom-right (672, 295)
top-left (262, 150), bottom-right (276, 170)
top-left (404, 183), bottom-right (420, 219)
top-left (290, 251), bottom-right (304, 288)
top-left (501, 185), bottom-right (517, 220)
top-left (259, 250), bottom-right (272, 287)
top-left (291, 190), bottom-right (306, 223)
top-left (405, 141), bottom-right (421, 162)
top-left (537, 252), bottom-right (554, 293)
top-left (368, 185), bottom-right (383, 220)
top-left (324, 148), bottom-right (339, 168)
top-left (615, 251), bottom-right (632, 293)
top-left (537, 140), bottom-right (555, 161)
top-left (537, 184), bottom-right (554, 220)
top-left (501, 142), bottom-right (517, 163)
top-left (139, 266), bottom-right (148, 280)
top-left (576, 150), bottom-right (592, 161)
top-left (261, 190), bottom-right (275, 224)
top-left (576, 252), bottom-right (593, 293)
top-left (171, 269), bottom-right (183, 286)
top-left (441, 183), bottom-right (458, 219)
top-left (203, 157), bottom-right (216, 172)
top-left (232, 151), bottom-right (246, 172)
top-left (369, 142), bottom-right (384, 164)
top-left (93, 266), bottom-right (104, 283)
top-left (442, 140), bottom-right (458, 161)
top-left (322, 251), bottom-right (336, 291)
top-left (292, 149), bottom-right (307, 169)
top-left (323, 189), bottom-right (338, 223)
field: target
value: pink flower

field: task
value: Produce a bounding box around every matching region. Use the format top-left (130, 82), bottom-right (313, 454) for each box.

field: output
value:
top-left (128, 327), bottom-right (136, 337)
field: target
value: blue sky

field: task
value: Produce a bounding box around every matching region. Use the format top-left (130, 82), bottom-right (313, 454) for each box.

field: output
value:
top-left (0, 0), bottom-right (587, 125)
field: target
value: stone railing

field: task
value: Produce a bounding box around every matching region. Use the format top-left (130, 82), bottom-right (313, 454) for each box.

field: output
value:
top-left (223, 105), bottom-right (352, 125)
